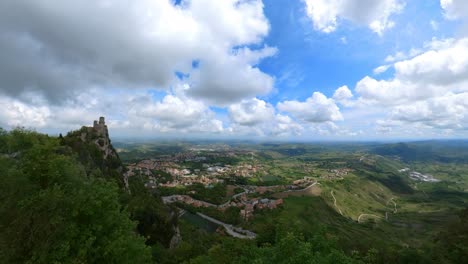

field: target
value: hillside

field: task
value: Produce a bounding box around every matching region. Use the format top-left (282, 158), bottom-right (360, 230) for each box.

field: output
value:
top-left (61, 117), bottom-right (124, 186)
top-left (372, 141), bottom-right (468, 163)
top-left (0, 119), bottom-right (176, 263)
top-left (114, 140), bottom-right (468, 264)
top-left (1, 124), bottom-right (467, 263)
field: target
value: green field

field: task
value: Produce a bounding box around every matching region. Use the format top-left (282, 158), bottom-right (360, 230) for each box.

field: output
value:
top-left (115, 140), bottom-right (468, 263)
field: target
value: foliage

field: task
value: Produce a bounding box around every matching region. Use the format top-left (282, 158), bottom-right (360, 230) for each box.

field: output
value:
top-left (125, 177), bottom-right (177, 247)
top-left (429, 207), bottom-right (468, 263)
top-left (160, 183), bottom-right (228, 205)
top-left (190, 228), bottom-right (363, 264)
top-left (0, 128), bottom-right (151, 263)
top-left (61, 128), bottom-right (124, 186)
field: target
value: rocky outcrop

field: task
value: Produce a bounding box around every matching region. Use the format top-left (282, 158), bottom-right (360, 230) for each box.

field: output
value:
top-left (79, 117), bottom-right (118, 160)
top-left (169, 225), bottom-right (182, 249)
top-left (62, 117), bottom-right (124, 186)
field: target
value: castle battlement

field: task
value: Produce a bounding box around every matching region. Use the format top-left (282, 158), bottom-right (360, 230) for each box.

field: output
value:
top-left (78, 116), bottom-right (116, 160)
top-left (92, 116), bottom-right (108, 137)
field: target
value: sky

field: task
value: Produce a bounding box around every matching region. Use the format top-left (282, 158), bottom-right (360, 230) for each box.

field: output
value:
top-left (1, 0), bottom-right (468, 141)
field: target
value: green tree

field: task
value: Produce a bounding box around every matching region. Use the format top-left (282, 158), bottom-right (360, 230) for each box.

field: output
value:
top-left (0, 129), bottom-right (151, 263)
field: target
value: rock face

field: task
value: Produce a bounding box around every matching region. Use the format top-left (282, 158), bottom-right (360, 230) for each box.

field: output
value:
top-left (63, 116), bottom-right (124, 186)
top-left (169, 225), bottom-right (182, 249)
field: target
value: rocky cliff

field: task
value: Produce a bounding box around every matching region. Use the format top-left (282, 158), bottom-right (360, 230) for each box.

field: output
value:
top-left (61, 117), bottom-right (124, 186)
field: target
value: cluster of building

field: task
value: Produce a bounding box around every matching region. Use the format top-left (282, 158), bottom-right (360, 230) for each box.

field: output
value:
top-left (409, 171), bottom-right (440, 182)
top-left (326, 168), bottom-right (353, 179)
top-left (159, 175), bottom-right (224, 187)
top-left (292, 176), bottom-right (315, 186)
top-left (124, 154), bottom-right (266, 189)
top-left (233, 194), bottom-right (283, 220)
top-left (231, 164), bottom-right (261, 177)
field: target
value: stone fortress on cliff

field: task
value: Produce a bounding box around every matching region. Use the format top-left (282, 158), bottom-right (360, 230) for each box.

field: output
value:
top-left (80, 117), bottom-right (115, 159)
top-left (87, 116), bottom-right (109, 138)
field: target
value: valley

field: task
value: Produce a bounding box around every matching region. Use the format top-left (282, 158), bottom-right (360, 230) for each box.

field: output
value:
top-left (115, 140), bottom-right (468, 262)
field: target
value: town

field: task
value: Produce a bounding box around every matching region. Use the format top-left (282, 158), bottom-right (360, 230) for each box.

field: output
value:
top-left (123, 150), bottom-right (321, 225)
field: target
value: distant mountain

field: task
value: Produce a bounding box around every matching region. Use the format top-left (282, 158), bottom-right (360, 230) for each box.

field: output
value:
top-left (372, 141), bottom-right (468, 163)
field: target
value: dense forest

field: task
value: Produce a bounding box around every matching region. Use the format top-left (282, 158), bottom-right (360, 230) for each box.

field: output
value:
top-left (0, 128), bottom-right (466, 263)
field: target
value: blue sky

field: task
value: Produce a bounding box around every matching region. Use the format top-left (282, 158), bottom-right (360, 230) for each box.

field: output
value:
top-left (1, 0), bottom-right (468, 140)
top-left (260, 0), bottom-right (453, 101)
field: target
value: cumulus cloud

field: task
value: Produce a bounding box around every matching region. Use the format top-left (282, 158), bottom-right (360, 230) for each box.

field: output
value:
top-left (440, 0), bottom-right (468, 20)
top-left (228, 98), bottom-right (275, 126)
top-left (0, 88), bottom-right (225, 136)
top-left (333, 85), bottom-right (353, 101)
top-left (228, 98), bottom-right (303, 137)
top-left (277, 92), bottom-right (343, 123)
top-left (134, 94), bottom-right (220, 131)
top-left (0, 0), bottom-right (274, 104)
top-left (356, 37), bottom-right (468, 106)
top-left (394, 38), bottom-right (468, 86)
top-left (271, 114), bottom-right (303, 136)
top-left (0, 96), bottom-right (50, 128)
top-left (188, 46), bottom-right (276, 105)
top-left (351, 36), bottom-right (468, 133)
top-left (389, 92), bottom-right (468, 129)
top-left (303, 0), bottom-right (404, 35)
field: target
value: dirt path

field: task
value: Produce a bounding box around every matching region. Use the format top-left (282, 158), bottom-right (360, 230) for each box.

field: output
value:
top-left (331, 191), bottom-right (343, 215)
top-left (387, 197), bottom-right (397, 213)
top-left (357, 214), bottom-right (382, 223)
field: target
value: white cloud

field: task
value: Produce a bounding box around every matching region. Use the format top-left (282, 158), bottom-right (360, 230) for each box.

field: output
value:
top-left (384, 48), bottom-right (422, 63)
top-left (227, 98), bottom-right (303, 137)
top-left (0, 0), bottom-right (274, 104)
top-left (352, 37), bottom-right (468, 133)
top-left (394, 38), bottom-right (468, 86)
top-left (356, 37), bottom-right (468, 106)
top-left (135, 94), bottom-right (216, 130)
top-left (187, 46), bottom-right (276, 105)
top-left (0, 96), bottom-right (50, 128)
top-left (333, 85), bottom-right (353, 101)
top-left (303, 0), bottom-right (404, 35)
top-left (373, 65), bottom-right (391, 75)
top-left (278, 92), bottom-right (343, 123)
top-left (228, 98), bottom-right (275, 126)
top-left (0, 88), bottom-right (225, 136)
top-left (271, 114), bottom-right (303, 136)
top-left (441, 0), bottom-right (468, 20)
top-left (389, 92), bottom-right (468, 129)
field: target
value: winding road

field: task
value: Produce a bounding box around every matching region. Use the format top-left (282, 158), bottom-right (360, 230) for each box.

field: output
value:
top-left (196, 212), bottom-right (256, 239)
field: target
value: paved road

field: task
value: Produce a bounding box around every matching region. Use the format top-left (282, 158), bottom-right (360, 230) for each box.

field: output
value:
top-left (196, 212), bottom-right (256, 239)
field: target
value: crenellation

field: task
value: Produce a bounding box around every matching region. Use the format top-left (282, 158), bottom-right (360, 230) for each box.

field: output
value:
top-left (91, 116), bottom-right (108, 137)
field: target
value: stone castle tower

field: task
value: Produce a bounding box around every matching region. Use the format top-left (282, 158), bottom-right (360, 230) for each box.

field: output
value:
top-left (91, 116), bottom-right (109, 137)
